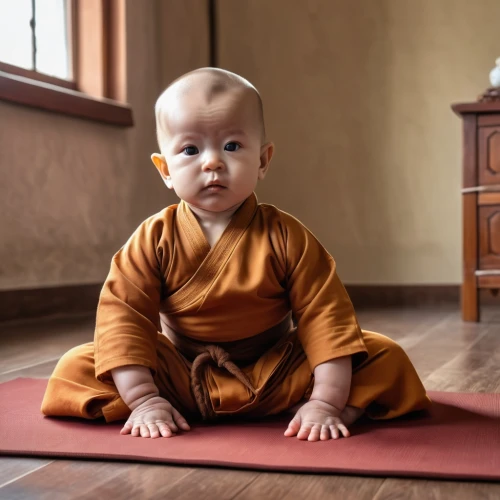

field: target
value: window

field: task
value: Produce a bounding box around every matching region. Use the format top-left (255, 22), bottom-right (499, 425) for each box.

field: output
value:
top-left (0, 0), bottom-right (133, 127)
top-left (0, 0), bottom-right (73, 83)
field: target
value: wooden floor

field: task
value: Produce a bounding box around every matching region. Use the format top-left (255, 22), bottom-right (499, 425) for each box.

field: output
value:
top-left (1, 305), bottom-right (499, 499)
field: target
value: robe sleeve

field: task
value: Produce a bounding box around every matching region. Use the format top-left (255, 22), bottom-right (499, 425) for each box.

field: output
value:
top-left (282, 212), bottom-right (367, 372)
top-left (94, 212), bottom-right (170, 382)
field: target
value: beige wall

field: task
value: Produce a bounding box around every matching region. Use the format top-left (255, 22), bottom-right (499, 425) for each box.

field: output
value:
top-left (218, 0), bottom-right (500, 284)
top-left (1, 0), bottom-right (499, 290)
top-left (0, 0), bottom-right (208, 290)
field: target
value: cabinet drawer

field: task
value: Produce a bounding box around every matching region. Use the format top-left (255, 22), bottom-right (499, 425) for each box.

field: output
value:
top-left (479, 204), bottom-right (500, 269)
top-left (478, 125), bottom-right (500, 186)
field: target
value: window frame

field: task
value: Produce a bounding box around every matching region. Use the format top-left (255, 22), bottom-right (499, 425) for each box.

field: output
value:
top-left (0, 0), bottom-right (133, 127)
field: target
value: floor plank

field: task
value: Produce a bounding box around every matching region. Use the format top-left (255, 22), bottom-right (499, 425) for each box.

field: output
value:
top-left (145, 468), bottom-right (259, 500)
top-left (0, 314), bottom-right (94, 374)
top-left (0, 458), bottom-right (52, 489)
top-left (373, 477), bottom-right (500, 500)
top-left (0, 460), bottom-right (255, 500)
top-left (387, 310), bottom-right (494, 382)
top-left (0, 360), bottom-right (58, 383)
top-left (424, 347), bottom-right (500, 393)
top-left (233, 472), bottom-right (385, 500)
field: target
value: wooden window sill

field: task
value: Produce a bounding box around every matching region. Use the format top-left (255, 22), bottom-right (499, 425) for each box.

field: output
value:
top-left (0, 70), bottom-right (134, 127)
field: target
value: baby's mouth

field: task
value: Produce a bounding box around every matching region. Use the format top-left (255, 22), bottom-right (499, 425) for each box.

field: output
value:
top-left (204, 181), bottom-right (226, 189)
top-left (203, 184), bottom-right (226, 192)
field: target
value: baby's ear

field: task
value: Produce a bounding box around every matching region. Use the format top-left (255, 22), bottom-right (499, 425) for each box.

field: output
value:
top-left (258, 142), bottom-right (274, 180)
top-left (151, 153), bottom-right (168, 176)
top-left (151, 154), bottom-right (173, 189)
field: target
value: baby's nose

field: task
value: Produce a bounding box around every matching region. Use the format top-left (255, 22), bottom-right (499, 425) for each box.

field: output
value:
top-left (202, 152), bottom-right (224, 171)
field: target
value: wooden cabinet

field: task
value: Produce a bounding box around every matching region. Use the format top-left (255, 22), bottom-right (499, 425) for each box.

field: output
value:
top-left (452, 101), bottom-right (500, 322)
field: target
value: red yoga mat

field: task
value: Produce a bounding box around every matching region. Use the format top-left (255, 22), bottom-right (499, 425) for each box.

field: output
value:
top-left (1, 378), bottom-right (499, 480)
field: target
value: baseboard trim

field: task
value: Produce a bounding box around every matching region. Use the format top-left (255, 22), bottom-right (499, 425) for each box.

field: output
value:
top-left (0, 284), bottom-right (102, 323)
top-left (345, 285), bottom-right (462, 308)
top-left (346, 284), bottom-right (498, 308)
top-left (0, 283), bottom-right (497, 322)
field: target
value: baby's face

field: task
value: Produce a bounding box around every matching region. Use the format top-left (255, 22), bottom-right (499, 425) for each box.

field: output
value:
top-left (158, 87), bottom-right (266, 214)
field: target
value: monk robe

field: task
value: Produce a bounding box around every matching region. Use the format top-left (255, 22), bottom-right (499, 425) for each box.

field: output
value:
top-left (41, 193), bottom-right (431, 422)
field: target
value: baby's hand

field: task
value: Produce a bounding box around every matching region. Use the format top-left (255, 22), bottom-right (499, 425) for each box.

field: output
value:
top-left (120, 396), bottom-right (191, 438)
top-left (284, 399), bottom-right (350, 441)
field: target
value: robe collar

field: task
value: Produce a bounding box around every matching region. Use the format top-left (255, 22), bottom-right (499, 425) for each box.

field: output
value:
top-left (165, 193), bottom-right (259, 313)
top-left (177, 193), bottom-right (258, 263)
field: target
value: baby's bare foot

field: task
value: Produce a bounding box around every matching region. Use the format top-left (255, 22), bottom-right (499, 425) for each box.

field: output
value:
top-left (339, 405), bottom-right (364, 426)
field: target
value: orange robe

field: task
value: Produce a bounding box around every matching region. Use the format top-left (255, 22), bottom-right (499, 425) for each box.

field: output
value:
top-left (41, 194), bottom-right (430, 422)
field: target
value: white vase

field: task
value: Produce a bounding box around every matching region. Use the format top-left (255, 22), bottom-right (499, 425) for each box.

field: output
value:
top-left (490, 58), bottom-right (500, 88)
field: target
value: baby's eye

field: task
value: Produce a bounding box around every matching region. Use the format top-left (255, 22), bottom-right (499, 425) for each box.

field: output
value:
top-left (224, 142), bottom-right (240, 152)
top-left (183, 146), bottom-right (199, 156)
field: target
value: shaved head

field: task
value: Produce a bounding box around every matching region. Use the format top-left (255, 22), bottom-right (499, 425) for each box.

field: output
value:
top-left (155, 68), bottom-right (266, 148)
top-left (151, 67), bottom-right (275, 215)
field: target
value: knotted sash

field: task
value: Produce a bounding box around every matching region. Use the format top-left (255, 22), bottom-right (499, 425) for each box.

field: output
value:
top-left (163, 313), bottom-right (293, 420)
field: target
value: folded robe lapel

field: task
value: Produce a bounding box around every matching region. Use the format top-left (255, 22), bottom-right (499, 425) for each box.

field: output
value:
top-left (163, 193), bottom-right (259, 313)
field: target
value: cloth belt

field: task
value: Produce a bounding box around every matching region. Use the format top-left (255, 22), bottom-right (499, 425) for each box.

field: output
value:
top-left (162, 313), bottom-right (293, 420)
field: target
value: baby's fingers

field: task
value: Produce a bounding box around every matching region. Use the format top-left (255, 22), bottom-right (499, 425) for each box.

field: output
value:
top-left (338, 423), bottom-right (350, 438)
top-left (329, 424), bottom-right (340, 440)
top-left (150, 417), bottom-right (183, 437)
top-left (172, 409), bottom-right (191, 431)
top-left (157, 422), bottom-right (174, 438)
top-left (307, 424), bottom-right (322, 442)
top-left (284, 417), bottom-right (301, 437)
top-left (140, 424), bottom-right (152, 438)
top-left (147, 423), bottom-right (161, 439)
top-left (124, 422), bottom-right (149, 437)
top-left (120, 421), bottom-right (133, 435)
top-left (329, 422), bottom-right (350, 439)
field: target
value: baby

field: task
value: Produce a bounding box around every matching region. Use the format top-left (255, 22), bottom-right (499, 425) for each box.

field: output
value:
top-left (41, 68), bottom-right (431, 441)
